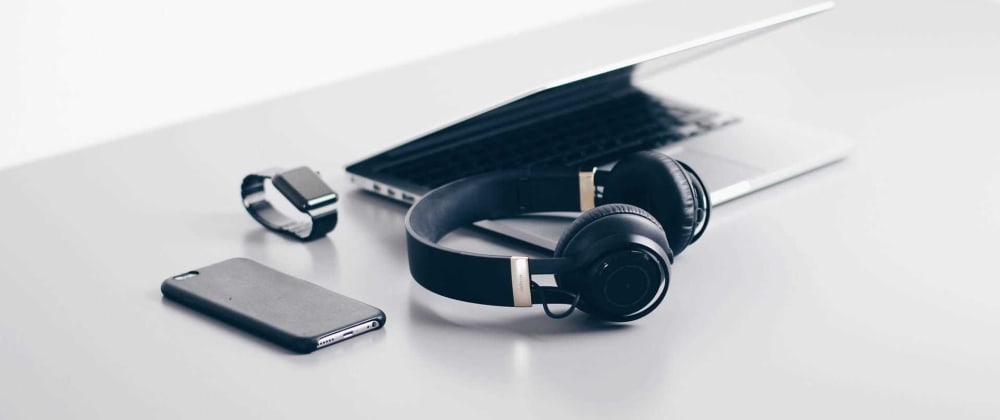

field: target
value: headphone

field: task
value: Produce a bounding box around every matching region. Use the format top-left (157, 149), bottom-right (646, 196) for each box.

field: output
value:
top-left (404, 152), bottom-right (711, 322)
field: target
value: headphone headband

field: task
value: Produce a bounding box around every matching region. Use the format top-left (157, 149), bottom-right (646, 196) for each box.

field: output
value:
top-left (405, 168), bottom-right (595, 307)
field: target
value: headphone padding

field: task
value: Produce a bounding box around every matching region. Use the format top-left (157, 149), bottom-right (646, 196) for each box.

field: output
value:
top-left (554, 203), bottom-right (665, 258)
top-left (602, 152), bottom-right (699, 255)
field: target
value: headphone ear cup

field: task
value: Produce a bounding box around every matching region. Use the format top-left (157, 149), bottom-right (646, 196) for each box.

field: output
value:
top-left (553, 204), bottom-right (672, 320)
top-left (554, 204), bottom-right (667, 259)
top-left (602, 151), bottom-right (701, 255)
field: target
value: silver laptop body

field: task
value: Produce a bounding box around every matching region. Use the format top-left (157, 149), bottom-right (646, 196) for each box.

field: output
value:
top-left (346, 0), bottom-right (853, 251)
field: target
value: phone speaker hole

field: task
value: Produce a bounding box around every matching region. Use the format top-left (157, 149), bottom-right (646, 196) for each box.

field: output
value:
top-left (316, 321), bottom-right (379, 349)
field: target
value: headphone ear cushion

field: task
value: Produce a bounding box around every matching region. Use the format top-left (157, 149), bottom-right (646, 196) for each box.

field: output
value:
top-left (602, 152), bottom-right (700, 255)
top-left (554, 203), bottom-right (672, 320)
top-left (554, 203), bottom-right (666, 258)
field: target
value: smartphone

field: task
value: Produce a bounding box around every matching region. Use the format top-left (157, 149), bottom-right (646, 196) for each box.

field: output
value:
top-left (161, 258), bottom-right (385, 353)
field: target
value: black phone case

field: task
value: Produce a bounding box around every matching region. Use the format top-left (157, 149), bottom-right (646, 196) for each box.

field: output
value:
top-left (161, 258), bottom-right (385, 353)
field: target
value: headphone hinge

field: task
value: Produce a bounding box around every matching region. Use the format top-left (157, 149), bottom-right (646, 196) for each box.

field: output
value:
top-left (510, 256), bottom-right (532, 307)
top-left (593, 169), bottom-right (610, 204)
top-left (578, 170), bottom-right (596, 211)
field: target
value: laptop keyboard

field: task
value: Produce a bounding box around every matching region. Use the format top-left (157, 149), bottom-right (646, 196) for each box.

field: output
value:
top-left (372, 89), bottom-right (738, 189)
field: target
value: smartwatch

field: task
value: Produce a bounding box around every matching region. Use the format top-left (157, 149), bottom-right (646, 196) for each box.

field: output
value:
top-left (241, 166), bottom-right (338, 241)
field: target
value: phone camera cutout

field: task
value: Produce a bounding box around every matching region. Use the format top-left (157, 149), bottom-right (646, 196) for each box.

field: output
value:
top-left (172, 271), bottom-right (199, 281)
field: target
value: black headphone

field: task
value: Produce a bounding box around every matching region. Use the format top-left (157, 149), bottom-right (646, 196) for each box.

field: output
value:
top-left (404, 152), bottom-right (711, 322)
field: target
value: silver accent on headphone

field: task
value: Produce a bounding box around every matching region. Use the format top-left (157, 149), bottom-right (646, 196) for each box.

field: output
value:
top-left (510, 256), bottom-right (532, 307)
top-left (579, 169), bottom-right (596, 211)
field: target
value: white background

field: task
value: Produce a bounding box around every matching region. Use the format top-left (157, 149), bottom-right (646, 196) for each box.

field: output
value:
top-left (0, 0), bottom-right (633, 170)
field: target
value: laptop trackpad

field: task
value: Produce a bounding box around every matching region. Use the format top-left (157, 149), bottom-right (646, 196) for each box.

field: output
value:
top-left (661, 147), bottom-right (763, 193)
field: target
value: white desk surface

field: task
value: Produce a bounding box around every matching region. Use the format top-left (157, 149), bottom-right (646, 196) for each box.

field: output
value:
top-left (1, 0), bottom-right (998, 418)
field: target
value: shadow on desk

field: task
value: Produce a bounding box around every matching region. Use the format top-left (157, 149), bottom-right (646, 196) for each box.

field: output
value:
top-left (408, 294), bottom-right (628, 336)
top-left (158, 295), bottom-right (387, 358)
top-left (404, 292), bottom-right (672, 411)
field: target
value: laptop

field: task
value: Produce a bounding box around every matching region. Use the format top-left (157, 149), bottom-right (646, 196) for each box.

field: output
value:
top-left (346, 0), bottom-right (853, 251)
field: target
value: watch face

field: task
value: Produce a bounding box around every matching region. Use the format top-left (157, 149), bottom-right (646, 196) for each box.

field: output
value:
top-left (272, 167), bottom-right (338, 210)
